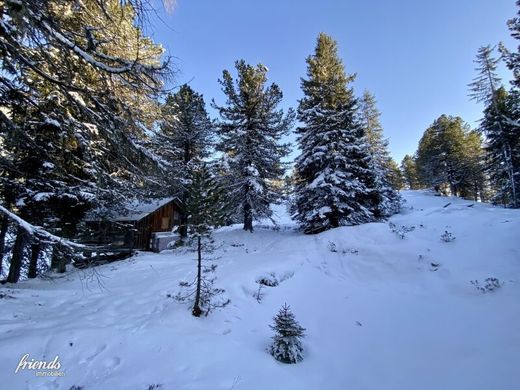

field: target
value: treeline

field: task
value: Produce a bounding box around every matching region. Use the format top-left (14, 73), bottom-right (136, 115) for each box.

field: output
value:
top-left (400, 1), bottom-right (520, 208)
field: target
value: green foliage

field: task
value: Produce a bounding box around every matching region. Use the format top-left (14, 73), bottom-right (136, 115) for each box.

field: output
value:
top-left (213, 60), bottom-right (294, 231)
top-left (184, 164), bottom-right (228, 237)
top-left (386, 158), bottom-right (405, 190)
top-left (400, 155), bottom-right (420, 190)
top-left (269, 303), bottom-right (306, 364)
top-left (293, 33), bottom-right (379, 233)
top-left (416, 115), bottom-right (486, 200)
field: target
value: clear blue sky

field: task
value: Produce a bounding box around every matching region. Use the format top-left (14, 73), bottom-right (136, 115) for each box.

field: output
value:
top-left (148, 0), bottom-right (517, 163)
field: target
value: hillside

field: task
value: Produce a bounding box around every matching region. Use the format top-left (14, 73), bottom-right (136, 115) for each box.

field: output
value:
top-left (0, 190), bottom-right (519, 390)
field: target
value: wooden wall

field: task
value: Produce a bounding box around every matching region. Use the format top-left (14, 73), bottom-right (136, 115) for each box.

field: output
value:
top-left (134, 200), bottom-right (181, 250)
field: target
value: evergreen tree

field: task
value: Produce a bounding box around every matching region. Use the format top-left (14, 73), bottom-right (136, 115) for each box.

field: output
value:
top-left (500, 1), bottom-right (520, 89)
top-left (415, 115), bottom-right (486, 200)
top-left (175, 164), bottom-right (230, 317)
top-left (158, 85), bottom-right (214, 168)
top-left (480, 88), bottom-right (520, 206)
top-left (269, 303), bottom-right (306, 364)
top-left (400, 155), bottom-right (420, 189)
top-left (386, 158), bottom-right (405, 191)
top-left (212, 60), bottom-right (294, 232)
top-left (469, 46), bottom-right (519, 207)
top-left (154, 85), bottom-right (214, 234)
top-left (0, 0), bottom-right (170, 237)
top-left (359, 90), bottom-right (401, 217)
top-left (0, 0), bottom-right (171, 279)
top-left (293, 33), bottom-right (378, 234)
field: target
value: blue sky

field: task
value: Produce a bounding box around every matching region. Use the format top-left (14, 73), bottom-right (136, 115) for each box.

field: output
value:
top-left (148, 0), bottom-right (517, 163)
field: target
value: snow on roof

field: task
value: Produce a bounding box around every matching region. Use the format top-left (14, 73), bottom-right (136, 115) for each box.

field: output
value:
top-left (113, 197), bottom-right (179, 221)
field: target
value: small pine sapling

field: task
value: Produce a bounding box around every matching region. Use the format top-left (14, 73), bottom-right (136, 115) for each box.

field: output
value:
top-left (174, 164), bottom-right (230, 317)
top-left (269, 303), bottom-right (306, 364)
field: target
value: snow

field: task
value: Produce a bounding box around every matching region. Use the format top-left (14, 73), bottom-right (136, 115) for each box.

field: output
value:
top-left (44, 118), bottom-right (61, 128)
top-left (111, 197), bottom-right (179, 221)
top-left (1, 191), bottom-right (519, 389)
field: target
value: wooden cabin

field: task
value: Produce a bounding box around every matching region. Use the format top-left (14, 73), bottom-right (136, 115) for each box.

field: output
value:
top-left (85, 197), bottom-right (184, 251)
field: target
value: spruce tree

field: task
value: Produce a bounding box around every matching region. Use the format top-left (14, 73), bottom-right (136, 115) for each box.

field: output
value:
top-left (293, 33), bottom-right (378, 234)
top-left (359, 90), bottom-right (401, 217)
top-left (175, 164), bottom-right (229, 317)
top-left (269, 303), bottom-right (306, 364)
top-left (212, 60), bottom-right (294, 232)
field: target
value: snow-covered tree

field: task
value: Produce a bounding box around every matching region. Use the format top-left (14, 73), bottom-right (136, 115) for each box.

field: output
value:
top-left (174, 164), bottom-right (230, 317)
top-left (359, 90), bottom-right (401, 217)
top-left (157, 85), bottom-right (214, 168)
top-left (154, 84), bottom-right (214, 235)
top-left (292, 33), bottom-right (378, 234)
top-left (0, 0), bottom-right (171, 277)
top-left (469, 46), bottom-right (519, 207)
top-left (479, 88), bottom-right (520, 206)
top-left (269, 303), bottom-right (306, 364)
top-left (212, 60), bottom-right (295, 232)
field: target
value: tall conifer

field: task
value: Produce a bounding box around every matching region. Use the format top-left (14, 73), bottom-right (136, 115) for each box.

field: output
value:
top-left (293, 33), bottom-right (378, 233)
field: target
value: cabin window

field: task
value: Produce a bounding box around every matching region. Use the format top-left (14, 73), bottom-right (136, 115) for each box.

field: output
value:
top-left (161, 217), bottom-right (170, 230)
top-left (173, 210), bottom-right (180, 224)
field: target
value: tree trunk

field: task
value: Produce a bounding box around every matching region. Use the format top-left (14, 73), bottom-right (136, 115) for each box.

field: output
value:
top-left (0, 215), bottom-right (9, 276)
top-left (28, 242), bottom-right (42, 279)
top-left (243, 203), bottom-right (253, 232)
top-left (50, 246), bottom-right (60, 271)
top-left (6, 227), bottom-right (26, 283)
top-left (192, 235), bottom-right (202, 317)
top-left (57, 252), bottom-right (67, 273)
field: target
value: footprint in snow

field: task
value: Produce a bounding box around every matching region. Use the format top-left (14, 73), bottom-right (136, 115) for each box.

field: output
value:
top-left (79, 344), bottom-right (107, 364)
top-left (103, 356), bottom-right (121, 370)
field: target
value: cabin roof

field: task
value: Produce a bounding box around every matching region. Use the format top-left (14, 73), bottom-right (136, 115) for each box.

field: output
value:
top-left (113, 197), bottom-right (181, 222)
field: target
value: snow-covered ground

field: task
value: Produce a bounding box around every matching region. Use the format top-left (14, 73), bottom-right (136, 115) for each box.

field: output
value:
top-left (1, 191), bottom-right (519, 390)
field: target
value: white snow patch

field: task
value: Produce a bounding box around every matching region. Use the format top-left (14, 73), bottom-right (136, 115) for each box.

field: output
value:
top-left (0, 191), bottom-right (519, 389)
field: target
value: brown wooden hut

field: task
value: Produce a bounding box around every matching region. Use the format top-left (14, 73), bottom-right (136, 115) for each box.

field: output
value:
top-left (85, 197), bottom-right (184, 251)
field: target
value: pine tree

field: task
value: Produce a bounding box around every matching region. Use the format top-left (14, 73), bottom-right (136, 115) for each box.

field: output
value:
top-left (154, 85), bottom-right (214, 234)
top-left (386, 158), bottom-right (405, 191)
top-left (469, 46), bottom-right (519, 207)
top-left (0, 0), bottom-right (170, 235)
top-left (359, 90), bottom-right (401, 217)
top-left (415, 115), bottom-right (486, 200)
top-left (175, 164), bottom-right (229, 317)
top-left (480, 88), bottom-right (520, 206)
top-left (0, 0), bottom-right (171, 280)
top-left (158, 85), bottom-right (214, 168)
top-left (269, 303), bottom-right (306, 364)
top-left (212, 60), bottom-right (294, 232)
top-left (400, 155), bottom-right (420, 189)
top-left (293, 33), bottom-right (378, 234)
